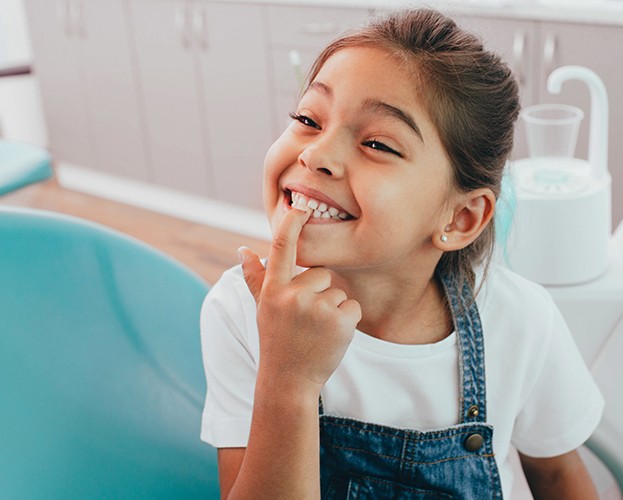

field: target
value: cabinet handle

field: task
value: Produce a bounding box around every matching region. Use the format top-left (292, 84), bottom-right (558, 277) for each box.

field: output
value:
top-left (289, 49), bottom-right (304, 88)
top-left (193, 8), bottom-right (209, 51)
top-left (301, 22), bottom-right (338, 35)
top-left (55, 0), bottom-right (85, 38)
top-left (175, 4), bottom-right (192, 49)
top-left (512, 30), bottom-right (526, 87)
top-left (75, 0), bottom-right (86, 39)
top-left (57, 0), bottom-right (72, 36)
top-left (543, 32), bottom-right (558, 78)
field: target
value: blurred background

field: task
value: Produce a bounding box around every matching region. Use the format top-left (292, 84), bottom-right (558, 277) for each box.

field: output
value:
top-left (1, 1), bottom-right (623, 497)
top-left (1, 0), bottom-right (623, 234)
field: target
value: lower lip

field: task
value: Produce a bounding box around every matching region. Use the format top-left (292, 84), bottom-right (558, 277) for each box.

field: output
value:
top-left (281, 195), bottom-right (347, 224)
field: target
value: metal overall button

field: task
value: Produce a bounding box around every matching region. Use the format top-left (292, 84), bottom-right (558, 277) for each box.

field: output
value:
top-left (467, 405), bottom-right (479, 418)
top-left (464, 433), bottom-right (484, 452)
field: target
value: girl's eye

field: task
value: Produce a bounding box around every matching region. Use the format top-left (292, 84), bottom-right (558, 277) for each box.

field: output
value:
top-left (363, 139), bottom-right (403, 158)
top-left (289, 112), bottom-right (321, 130)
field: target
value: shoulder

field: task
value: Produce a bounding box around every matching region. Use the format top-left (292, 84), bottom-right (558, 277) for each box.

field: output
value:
top-left (475, 264), bottom-right (568, 370)
top-left (481, 267), bottom-right (605, 456)
top-left (476, 263), bottom-right (558, 322)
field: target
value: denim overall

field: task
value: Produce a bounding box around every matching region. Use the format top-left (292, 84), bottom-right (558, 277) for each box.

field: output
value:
top-left (319, 273), bottom-right (503, 499)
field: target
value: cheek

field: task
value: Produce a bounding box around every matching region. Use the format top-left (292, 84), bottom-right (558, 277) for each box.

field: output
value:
top-left (262, 139), bottom-right (289, 211)
top-left (264, 132), bottom-right (300, 182)
top-left (263, 141), bottom-right (282, 186)
top-left (355, 187), bottom-right (417, 253)
top-left (357, 177), bottom-right (440, 243)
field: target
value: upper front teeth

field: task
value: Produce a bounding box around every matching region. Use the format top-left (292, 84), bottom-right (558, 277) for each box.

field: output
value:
top-left (291, 191), bottom-right (350, 220)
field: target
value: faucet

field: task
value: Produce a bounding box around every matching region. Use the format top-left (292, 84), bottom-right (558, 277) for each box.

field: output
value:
top-left (547, 65), bottom-right (609, 181)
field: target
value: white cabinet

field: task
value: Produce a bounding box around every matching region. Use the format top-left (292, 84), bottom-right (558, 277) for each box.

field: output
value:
top-left (129, 0), bottom-right (213, 197)
top-left (454, 15), bottom-right (623, 227)
top-left (129, 0), bottom-right (271, 208)
top-left (198, 2), bottom-right (272, 210)
top-left (25, 0), bottom-right (148, 180)
top-left (24, 0), bottom-right (94, 168)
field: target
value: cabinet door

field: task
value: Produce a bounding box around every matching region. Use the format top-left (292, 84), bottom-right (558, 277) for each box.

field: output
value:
top-left (453, 15), bottom-right (541, 161)
top-left (535, 22), bottom-right (623, 227)
top-left (266, 5), bottom-right (371, 138)
top-left (79, 0), bottom-right (147, 181)
top-left (197, 2), bottom-right (272, 210)
top-left (267, 5), bottom-right (371, 50)
top-left (129, 0), bottom-right (213, 196)
top-left (24, 0), bottom-right (95, 167)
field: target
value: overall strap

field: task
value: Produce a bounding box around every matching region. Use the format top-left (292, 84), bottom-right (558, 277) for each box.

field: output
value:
top-left (439, 272), bottom-right (487, 424)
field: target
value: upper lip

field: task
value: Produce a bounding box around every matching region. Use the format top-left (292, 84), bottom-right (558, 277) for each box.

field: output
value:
top-left (284, 183), bottom-right (355, 217)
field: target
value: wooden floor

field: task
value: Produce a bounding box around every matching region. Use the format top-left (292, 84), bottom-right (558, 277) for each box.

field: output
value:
top-left (0, 176), bottom-right (271, 284)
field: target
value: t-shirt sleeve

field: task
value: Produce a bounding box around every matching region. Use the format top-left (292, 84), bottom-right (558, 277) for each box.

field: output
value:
top-left (511, 294), bottom-right (604, 458)
top-left (199, 267), bottom-right (258, 448)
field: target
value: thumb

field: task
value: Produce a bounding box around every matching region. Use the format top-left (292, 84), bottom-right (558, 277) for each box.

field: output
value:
top-left (238, 246), bottom-right (265, 303)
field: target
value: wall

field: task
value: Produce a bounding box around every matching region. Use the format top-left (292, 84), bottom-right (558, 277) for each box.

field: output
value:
top-left (0, 0), bottom-right (32, 66)
top-left (0, 0), bottom-right (46, 145)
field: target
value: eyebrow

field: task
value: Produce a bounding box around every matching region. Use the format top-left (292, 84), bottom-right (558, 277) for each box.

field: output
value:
top-left (362, 98), bottom-right (424, 142)
top-left (305, 81), bottom-right (424, 142)
top-left (305, 81), bottom-right (333, 97)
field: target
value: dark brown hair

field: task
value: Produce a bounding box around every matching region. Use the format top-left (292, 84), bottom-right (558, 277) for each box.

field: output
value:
top-left (305, 9), bottom-right (520, 286)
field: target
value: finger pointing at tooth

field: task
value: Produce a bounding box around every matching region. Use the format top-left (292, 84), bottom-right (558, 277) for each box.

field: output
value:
top-left (240, 194), bottom-right (360, 393)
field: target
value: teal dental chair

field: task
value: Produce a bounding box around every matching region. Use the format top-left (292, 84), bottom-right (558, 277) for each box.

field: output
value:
top-left (0, 207), bottom-right (219, 498)
top-left (0, 139), bottom-right (52, 195)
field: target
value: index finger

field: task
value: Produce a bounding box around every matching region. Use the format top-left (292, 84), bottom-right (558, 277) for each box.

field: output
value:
top-left (265, 207), bottom-right (311, 284)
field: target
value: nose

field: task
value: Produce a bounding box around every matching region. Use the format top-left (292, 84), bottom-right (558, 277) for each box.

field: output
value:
top-left (297, 135), bottom-right (346, 178)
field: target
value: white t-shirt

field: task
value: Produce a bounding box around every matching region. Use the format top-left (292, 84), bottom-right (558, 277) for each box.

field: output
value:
top-left (200, 263), bottom-right (604, 498)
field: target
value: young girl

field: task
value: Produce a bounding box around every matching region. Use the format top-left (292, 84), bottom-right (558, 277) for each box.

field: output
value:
top-left (200, 9), bottom-right (603, 499)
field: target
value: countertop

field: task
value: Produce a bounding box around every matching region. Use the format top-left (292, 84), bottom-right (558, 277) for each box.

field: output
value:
top-left (214, 0), bottom-right (623, 27)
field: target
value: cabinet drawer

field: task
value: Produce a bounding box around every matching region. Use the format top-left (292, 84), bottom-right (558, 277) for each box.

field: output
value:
top-left (270, 47), bottom-right (321, 94)
top-left (266, 5), bottom-right (371, 49)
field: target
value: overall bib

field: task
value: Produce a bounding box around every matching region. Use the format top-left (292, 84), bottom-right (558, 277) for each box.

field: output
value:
top-left (319, 273), bottom-right (503, 499)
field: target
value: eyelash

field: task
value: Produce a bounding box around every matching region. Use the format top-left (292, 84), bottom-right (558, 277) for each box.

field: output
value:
top-left (289, 112), bottom-right (320, 130)
top-left (289, 112), bottom-right (403, 158)
top-left (362, 140), bottom-right (403, 158)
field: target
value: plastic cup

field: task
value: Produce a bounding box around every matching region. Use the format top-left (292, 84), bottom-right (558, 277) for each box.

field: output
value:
top-left (521, 104), bottom-right (584, 158)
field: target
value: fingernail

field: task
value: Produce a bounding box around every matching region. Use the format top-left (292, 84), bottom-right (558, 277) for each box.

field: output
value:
top-left (237, 246), bottom-right (248, 263)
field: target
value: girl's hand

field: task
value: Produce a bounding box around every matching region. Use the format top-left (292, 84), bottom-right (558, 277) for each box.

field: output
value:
top-left (239, 208), bottom-right (362, 396)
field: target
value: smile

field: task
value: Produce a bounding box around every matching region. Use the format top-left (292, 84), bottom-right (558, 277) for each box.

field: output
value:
top-left (287, 190), bottom-right (354, 221)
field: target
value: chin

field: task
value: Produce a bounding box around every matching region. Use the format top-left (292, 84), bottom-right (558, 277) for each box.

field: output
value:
top-left (294, 243), bottom-right (329, 269)
top-left (294, 250), bottom-right (319, 269)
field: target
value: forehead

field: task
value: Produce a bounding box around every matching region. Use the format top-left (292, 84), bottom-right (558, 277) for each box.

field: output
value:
top-left (309, 46), bottom-right (440, 144)
top-left (311, 46), bottom-right (420, 105)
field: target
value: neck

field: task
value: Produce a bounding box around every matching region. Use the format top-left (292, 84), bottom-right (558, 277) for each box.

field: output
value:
top-left (330, 263), bottom-right (453, 345)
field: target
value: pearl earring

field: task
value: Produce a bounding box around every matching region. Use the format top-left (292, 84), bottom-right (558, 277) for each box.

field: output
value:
top-left (440, 235), bottom-right (448, 243)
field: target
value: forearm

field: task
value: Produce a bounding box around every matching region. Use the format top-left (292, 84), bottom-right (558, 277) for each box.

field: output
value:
top-left (521, 450), bottom-right (599, 500)
top-left (527, 473), bottom-right (598, 500)
top-left (226, 209), bottom-right (359, 498)
top-left (226, 375), bottom-right (321, 499)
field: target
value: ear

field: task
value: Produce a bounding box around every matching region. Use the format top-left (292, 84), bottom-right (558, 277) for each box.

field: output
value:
top-left (434, 188), bottom-right (496, 251)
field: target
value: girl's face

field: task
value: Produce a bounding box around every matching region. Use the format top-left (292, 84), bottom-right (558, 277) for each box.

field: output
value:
top-left (263, 46), bottom-right (455, 272)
